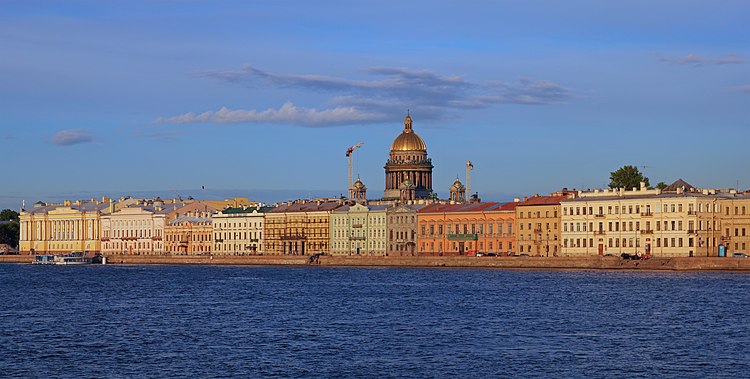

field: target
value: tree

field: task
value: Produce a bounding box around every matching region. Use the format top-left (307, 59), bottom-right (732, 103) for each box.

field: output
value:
top-left (656, 182), bottom-right (667, 190)
top-left (0, 209), bottom-right (19, 248)
top-left (0, 209), bottom-right (18, 222)
top-left (609, 166), bottom-right (650, 190)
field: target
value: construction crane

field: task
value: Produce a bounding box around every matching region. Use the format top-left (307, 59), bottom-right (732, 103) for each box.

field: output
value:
top-left (466, 160), bottom-right (474, 201)
top-left (346, 141), bottom-right (364, 193)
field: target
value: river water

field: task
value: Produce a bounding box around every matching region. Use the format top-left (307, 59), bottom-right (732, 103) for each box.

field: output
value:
top-left (0, 264), bottom-right (747, 378)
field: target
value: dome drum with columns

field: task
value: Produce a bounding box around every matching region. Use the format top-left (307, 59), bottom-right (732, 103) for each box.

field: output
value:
top-left (349, 177), bottom-right (367, 202)
top-left (384, 114), bottom-right (434, 200)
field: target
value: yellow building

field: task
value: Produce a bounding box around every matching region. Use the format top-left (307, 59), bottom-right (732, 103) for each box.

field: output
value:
top-left (264, 199), bottom-right (343, 255)
top-left (704, 194), bottom-right (750, 256)
top-left (19, 198), bottom-right (114, 255)
top-left (198, 197), bottom-right (258, 211)
top-left (515, 193), bottom-right (572, 256)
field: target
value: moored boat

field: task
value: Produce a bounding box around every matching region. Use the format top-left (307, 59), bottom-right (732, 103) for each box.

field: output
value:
top-left (32, 252), bottom-right (92, 265)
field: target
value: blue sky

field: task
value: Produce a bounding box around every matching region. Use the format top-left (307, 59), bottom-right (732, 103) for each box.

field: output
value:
top-left (1, 1), bottom-right (749, 210)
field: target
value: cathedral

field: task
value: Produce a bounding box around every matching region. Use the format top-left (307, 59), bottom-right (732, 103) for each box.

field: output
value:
top-left (383, 113), bottom-right (434, 201)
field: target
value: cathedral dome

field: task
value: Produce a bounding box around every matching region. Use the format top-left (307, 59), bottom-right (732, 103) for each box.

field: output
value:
top-left (390, 114), bottom-right (427, 151)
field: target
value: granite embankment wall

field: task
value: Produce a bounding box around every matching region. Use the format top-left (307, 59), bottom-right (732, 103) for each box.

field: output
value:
top-left (3, 254), bottom-right (749, 271)
top-left (318, 256), bottom-right (750, 271)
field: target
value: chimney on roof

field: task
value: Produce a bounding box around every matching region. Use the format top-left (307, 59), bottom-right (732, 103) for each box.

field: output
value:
top-left (640, 181), bottom-right (646, 190)
top-left (64, 200), bottom-right (71, 206)
top-left (513, 198), bottom-right (520, 203)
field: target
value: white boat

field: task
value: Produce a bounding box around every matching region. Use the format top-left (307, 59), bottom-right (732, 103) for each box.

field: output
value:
top-left (32, 252), bottom-right (92, 265)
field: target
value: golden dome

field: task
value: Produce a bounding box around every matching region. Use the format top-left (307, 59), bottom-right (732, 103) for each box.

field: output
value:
top-left (451, 178), bottom-right (465, 191)
top-left (390, 114), bottom-right (427, 151)
top-left (353, 178), bottom-right (366, 189)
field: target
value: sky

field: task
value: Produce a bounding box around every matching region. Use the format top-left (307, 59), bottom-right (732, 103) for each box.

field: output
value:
top-left (1, 0), bottom-right (749, 210)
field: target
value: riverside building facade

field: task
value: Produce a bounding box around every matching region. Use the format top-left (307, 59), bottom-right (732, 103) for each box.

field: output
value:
top-left (386, 204), bottom-right (426, 256)
top-left (330, 203), bottom-right (389, 256)
top-left (559, 180), bottom-right (727, 257)
top-left (515, 193), bottom-right (571, 256)
top-left (417, 202), bottom-right (517, 256)
top-left (164, 202), bottom-right (218, 255)
top-left (19, 199), bottom-right (114, 255)
top-left (264, 199), bottom-right (343, 255)
top-left (212, 206), bottom-right (271, 255)
top-left (100, 199), bottom-right (181, 255)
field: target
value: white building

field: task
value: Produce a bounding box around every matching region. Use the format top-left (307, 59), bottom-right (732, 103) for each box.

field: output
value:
top-left (212, 206), bottom-right (270, 255)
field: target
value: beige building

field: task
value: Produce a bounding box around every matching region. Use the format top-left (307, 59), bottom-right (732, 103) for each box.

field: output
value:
top-left (212, 206), bottom-right (271, 255)
top-left (100, 199), bottom-right (182, 255)
top-left (19, 198), bottom-right (114, 255)
top-left (264, 199), bottom-right (343, 255)
top-left (559, 180), bottom-right (733, 257)
top-left (330, 203), bottom-right (389, 256)
top-left (197, 197), bottom-right (258, 211)
top-left (516, 193), bottom-right (571, 256)
top-left (699, 193), bottom-right (750, 256)
top-left (386, 204), bottom-right (426, 256)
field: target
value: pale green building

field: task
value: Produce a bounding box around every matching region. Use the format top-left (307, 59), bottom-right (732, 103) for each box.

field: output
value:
top-left (330, 203), bottom-right (389, 256)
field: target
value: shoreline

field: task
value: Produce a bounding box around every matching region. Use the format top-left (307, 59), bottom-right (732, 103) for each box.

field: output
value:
top-left (2, 254), bottom-right (749, 271)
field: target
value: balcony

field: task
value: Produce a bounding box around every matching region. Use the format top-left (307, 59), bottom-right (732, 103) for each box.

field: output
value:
top-left (280, 235), bottom-right (306, 240)
top-left (595, 214), bottom-right (605, 218)
top-left (447, 233), bottom-right (478, 241)
top-left (594, 230), bottom-right (606, 235)
top-left (687, 211), bottom-right (697, 215)
top-left (641, 229), bottom-right (654, 234)
top-left (687, 229), bottom-right (696, 234)
top-left (352, 224), bottom-right (363, 228)
top-left (533, 228), bottom-right (543, 233)
top-left (641, 212), bottom-right (653, 217)
top-left (349, 236), bottom-right (366, 241)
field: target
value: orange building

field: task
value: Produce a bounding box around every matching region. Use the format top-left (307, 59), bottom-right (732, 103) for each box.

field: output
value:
top-left (164, 202), bottom-right (218, 255)
top-left (417, 202), bottom-right (517, 256)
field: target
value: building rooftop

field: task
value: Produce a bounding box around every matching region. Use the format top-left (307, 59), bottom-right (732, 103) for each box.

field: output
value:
top-left (517, 195), bottom-right (569, 207)
top-left (25, 200), bottom-right (112, 215)
top-left (268, 200), bottom-right (343, 213)
top-left (418, 201), bottom-right (517, 214)
top-left (333, 204), bottom-right (391, 213)
top-left (219, 206), bottom-right (274, 215)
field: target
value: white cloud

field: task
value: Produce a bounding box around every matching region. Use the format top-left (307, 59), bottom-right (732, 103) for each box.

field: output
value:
top-left (158, 102), bottom-right (388, 127)
top-left (52, 129), bottom-right (93, 146)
